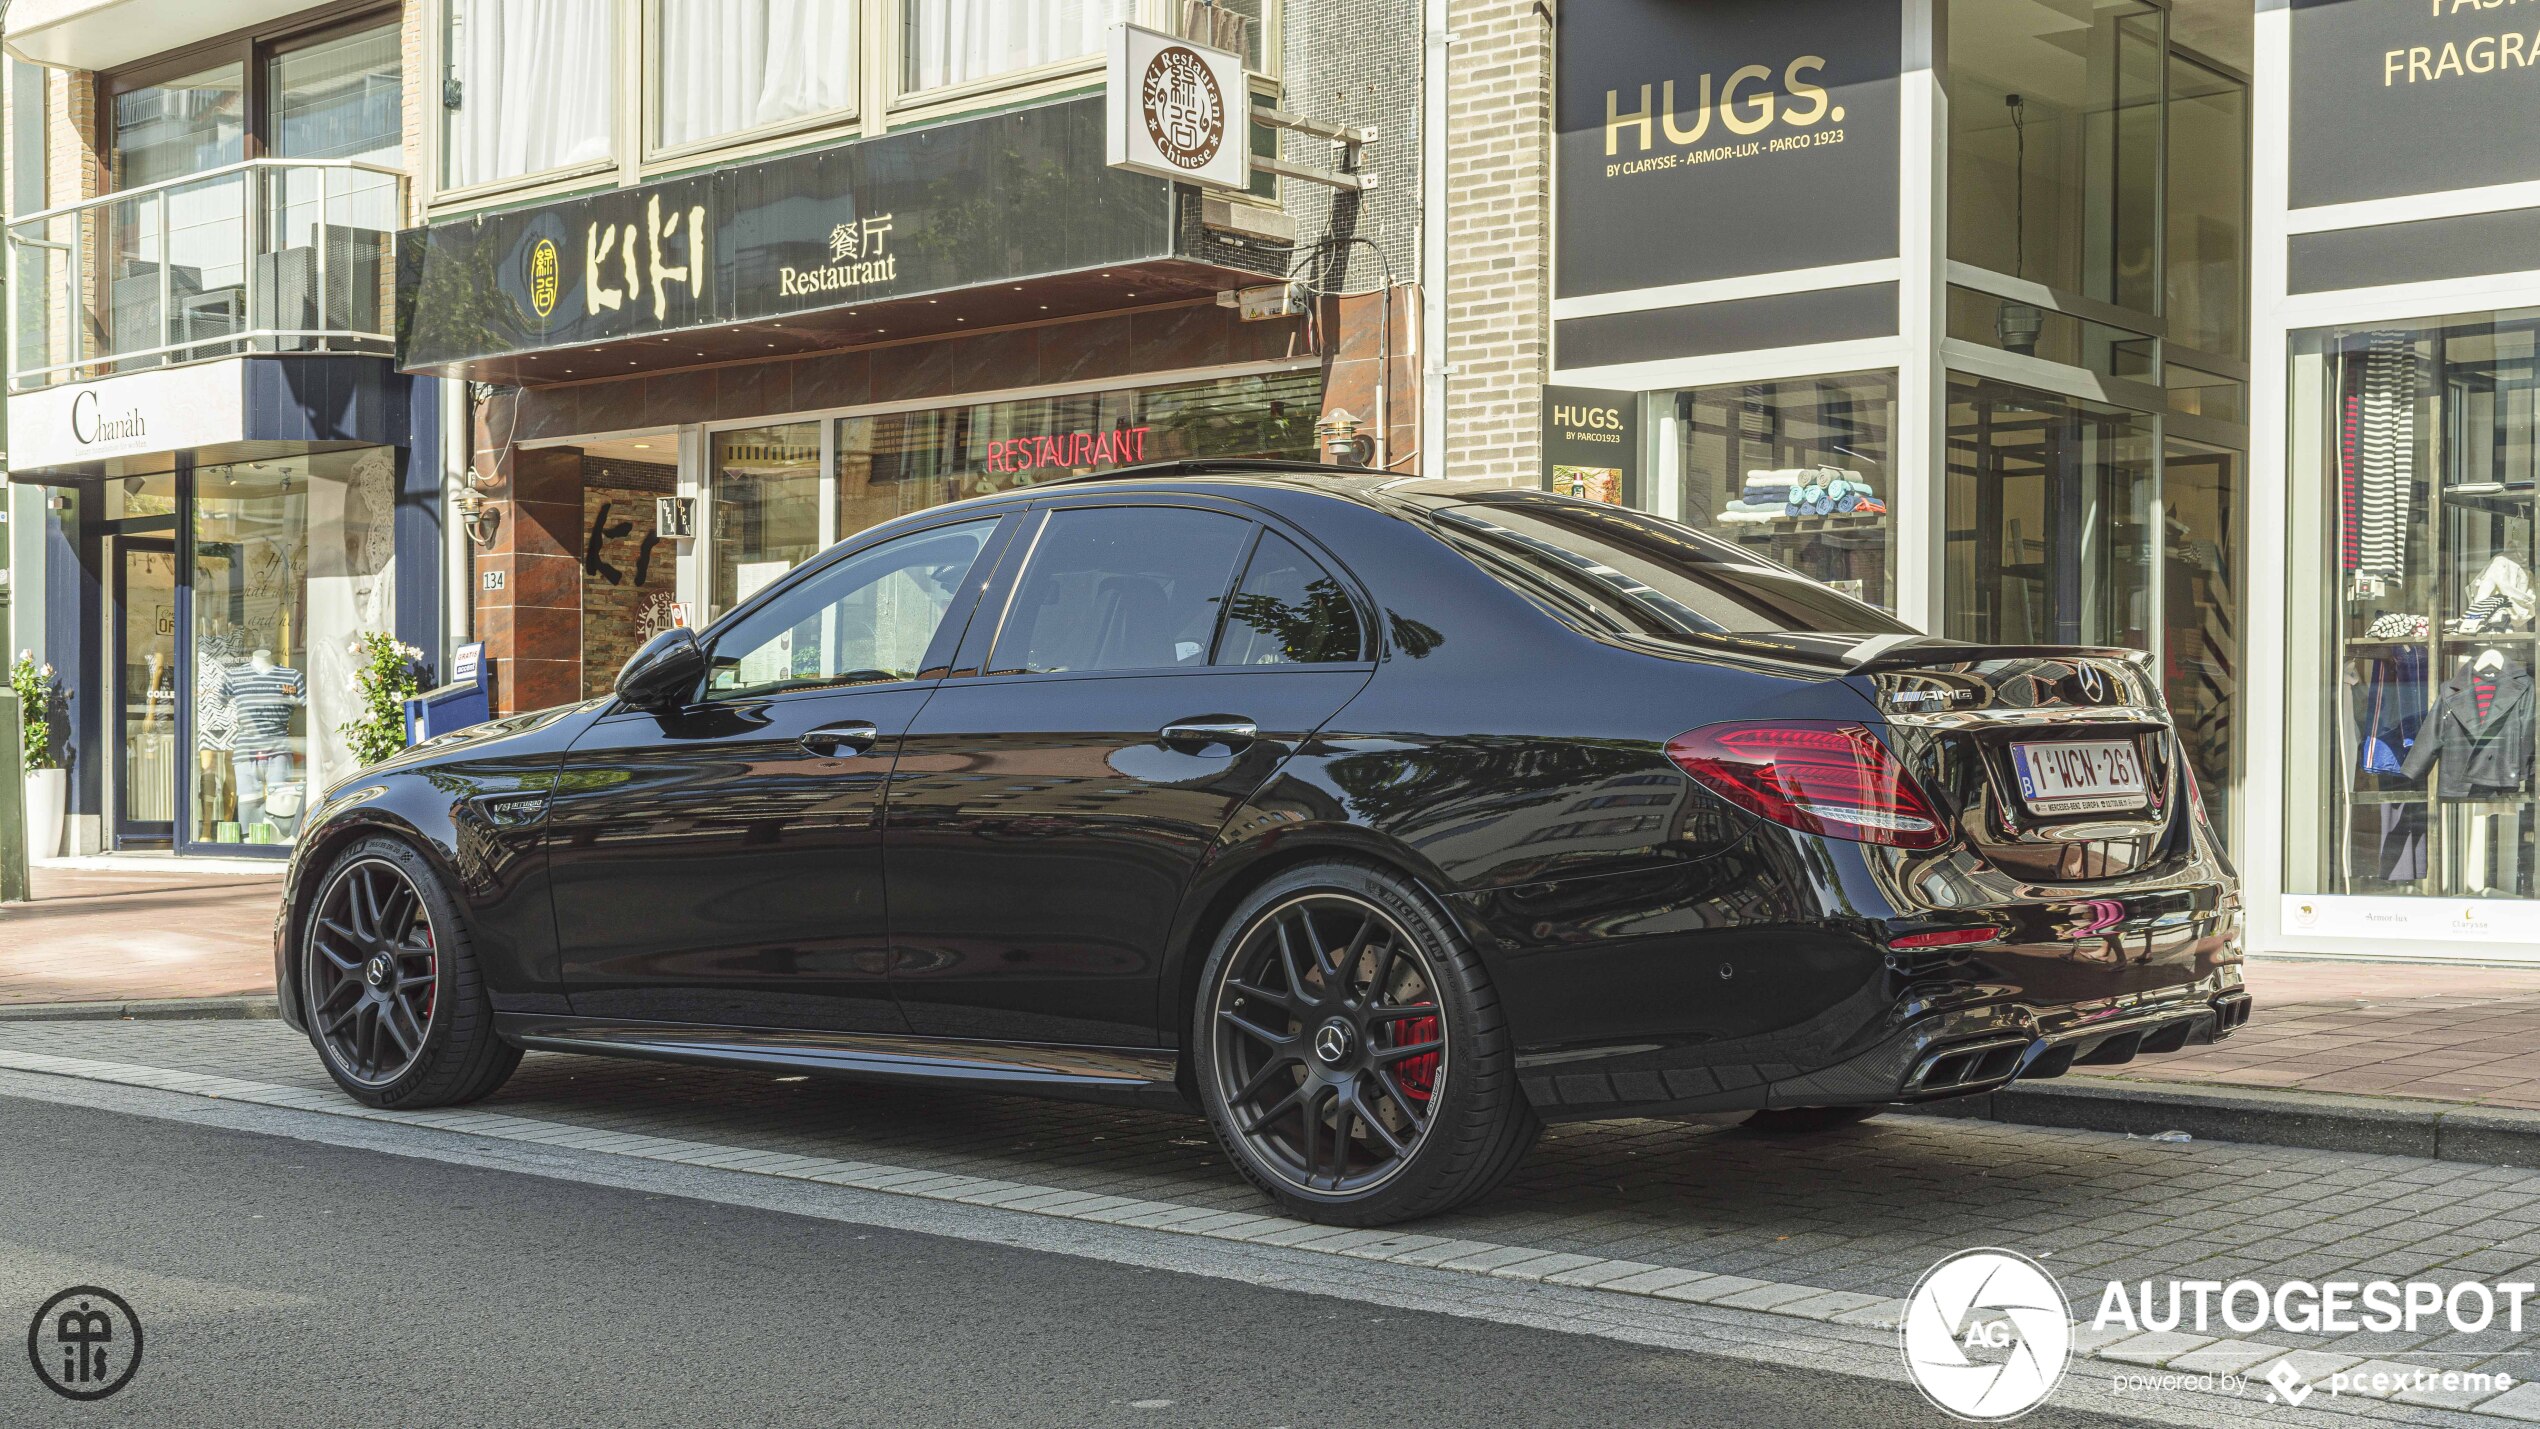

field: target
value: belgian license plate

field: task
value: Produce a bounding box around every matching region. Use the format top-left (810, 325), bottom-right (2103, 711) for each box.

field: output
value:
top-left (2010, 739), bottom-right (2148, 815)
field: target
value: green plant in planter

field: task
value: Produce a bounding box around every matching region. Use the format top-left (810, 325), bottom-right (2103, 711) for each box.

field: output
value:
top-left (340, 633), bottom-right (428, 769)
top-left (9, 651), bottom-right (66, 771)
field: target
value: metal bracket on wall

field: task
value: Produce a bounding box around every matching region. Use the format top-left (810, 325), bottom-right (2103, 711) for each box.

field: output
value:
top-left (1251, 104), bottom-right (1378, 192)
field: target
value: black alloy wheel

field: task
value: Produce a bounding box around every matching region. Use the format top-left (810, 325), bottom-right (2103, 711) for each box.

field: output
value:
top-left (1197, 862), bottom-right (1539, 1225)
top-left (302, 837), bottom-right (520, 1109)
top-left (308, 856), bottom-right (441, 1087)
top-left (1211, 892), bottom-right (1447, 1196)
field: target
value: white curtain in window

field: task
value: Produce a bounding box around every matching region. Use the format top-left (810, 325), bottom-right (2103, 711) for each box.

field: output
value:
top-left (905, 0), bottom-right (1130, 93)
top-left (444, 0), bottom-right (615, 189)
top-left (657, 0), bottom-right (859, 150)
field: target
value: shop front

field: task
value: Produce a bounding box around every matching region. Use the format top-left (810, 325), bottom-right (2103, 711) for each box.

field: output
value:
top-left (3, 355), bottom-right (443, 857)
top-left (2255, 0), bottom-right (2540, 959)
top-left (1547, 0), bottom-right (2252, 838)
top-left (398, 94), bottom-right (1399, 714)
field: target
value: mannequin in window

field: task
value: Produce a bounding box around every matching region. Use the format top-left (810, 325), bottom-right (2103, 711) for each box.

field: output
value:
top-left (228, 647), bottom-right (305, 840)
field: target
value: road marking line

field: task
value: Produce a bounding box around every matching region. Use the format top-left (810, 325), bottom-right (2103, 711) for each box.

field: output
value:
top-left (0, 1044), bottom-right (2516, 1421)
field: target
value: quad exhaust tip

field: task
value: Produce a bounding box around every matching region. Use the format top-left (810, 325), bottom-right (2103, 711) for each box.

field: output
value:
top-left (1909, 1037), bottom-right (2028, 1095)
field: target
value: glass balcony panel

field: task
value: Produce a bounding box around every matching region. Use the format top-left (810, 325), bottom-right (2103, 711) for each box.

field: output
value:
top-left (6, 159), bottom-right (404, 391)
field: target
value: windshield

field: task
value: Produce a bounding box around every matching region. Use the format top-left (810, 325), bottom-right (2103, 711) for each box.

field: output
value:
top-left (1432, 496), bottom-right (1911, 639)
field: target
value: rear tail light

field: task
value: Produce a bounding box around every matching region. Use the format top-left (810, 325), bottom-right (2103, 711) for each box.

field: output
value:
top-left (1665, 721), bottom-right (1950, 850)
top-left (1888, 927), bottom-right (1999, 951)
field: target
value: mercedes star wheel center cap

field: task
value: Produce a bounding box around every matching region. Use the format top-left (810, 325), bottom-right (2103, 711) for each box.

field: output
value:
top-left (1313, 1019), bottom-right (1355, 1066)
top-left (364, 955), bottom-right (391, 988)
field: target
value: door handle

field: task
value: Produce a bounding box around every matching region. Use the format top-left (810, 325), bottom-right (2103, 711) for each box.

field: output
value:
top-left (799, 721), bottom-right (880, 758)
top-left (1160, 717), bottom-right (1258, 752)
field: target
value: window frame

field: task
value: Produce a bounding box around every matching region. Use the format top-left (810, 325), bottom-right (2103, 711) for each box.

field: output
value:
top-left (958, 493), bottom-right (1377, 684)
top-left (428, 0), bottom-right (625, 208)
top-left (976, 499), bottom-right (1260, 679)
top-left (98, 2), bottom-right (399, 189)
top-left (887, 0), bottom-right (1283, 124)
top-left (1210, 524), bottom-right (1369, 666)
top-left (639, 0), bottom-right (865, 168)
top-left (686, 510), bottom-right (1014, 707)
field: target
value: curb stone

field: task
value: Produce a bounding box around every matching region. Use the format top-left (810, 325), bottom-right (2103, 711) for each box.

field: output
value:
top-left (0, 1045), bottom-right (2519, 1420)
top-left (1903, 1073), bottom-right (2540, 1167)
top-left (0, 995), bottom-right (279, 1022)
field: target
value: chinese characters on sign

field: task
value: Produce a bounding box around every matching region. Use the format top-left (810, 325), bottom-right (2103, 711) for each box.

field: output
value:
top-left (781, 213), bottom-right (898, 297)
top-left (587, 194), bottom-right (709, 321)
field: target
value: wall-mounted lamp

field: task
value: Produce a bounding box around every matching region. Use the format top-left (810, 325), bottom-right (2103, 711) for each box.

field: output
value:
top-left (457, 486), bottom-right (503, 549)
top-left (1317, 408), bottom-right (1372, 468)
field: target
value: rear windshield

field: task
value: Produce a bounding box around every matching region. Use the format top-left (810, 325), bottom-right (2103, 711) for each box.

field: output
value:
top-left (1432, 496), bottom-right (1911, 639)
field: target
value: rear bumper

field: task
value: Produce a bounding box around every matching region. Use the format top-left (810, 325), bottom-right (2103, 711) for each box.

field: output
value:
top-left (1517, 963), bottom-right (2249, 1122)
top-left (1771, 975), bottom-right (2251, 1109)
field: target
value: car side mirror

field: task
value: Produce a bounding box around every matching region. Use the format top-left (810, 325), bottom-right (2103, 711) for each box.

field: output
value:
top-left (614, 628), bottom-right (707, 712)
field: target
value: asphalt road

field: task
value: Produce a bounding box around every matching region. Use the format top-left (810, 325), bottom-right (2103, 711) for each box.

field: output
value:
top-left (0, 1094), bottom-right (2165, 1429)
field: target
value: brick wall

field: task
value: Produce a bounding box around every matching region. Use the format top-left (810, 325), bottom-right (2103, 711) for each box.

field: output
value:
top-left (1443, 0), bottom-right (1554, 487)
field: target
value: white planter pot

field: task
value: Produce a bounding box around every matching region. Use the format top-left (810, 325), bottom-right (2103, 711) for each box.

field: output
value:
top-left (22, 767), bottom-right (65, 861)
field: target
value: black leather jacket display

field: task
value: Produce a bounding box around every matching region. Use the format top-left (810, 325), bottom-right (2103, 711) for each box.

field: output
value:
top-left (2402, 658), bottom-right (2536, 798)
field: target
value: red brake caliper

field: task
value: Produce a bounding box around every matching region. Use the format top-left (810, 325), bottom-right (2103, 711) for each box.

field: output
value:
top-left (1392, 1016), bottom-right (1441, 1103)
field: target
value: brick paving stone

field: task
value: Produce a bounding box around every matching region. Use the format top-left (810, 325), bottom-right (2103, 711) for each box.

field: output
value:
top-left (21, 1017), bottom-right (2540, 1384)
top-left (0, 864), bottom-right (282, 1004)
top-left (2477, 1383), bottom-right (2540, 1421)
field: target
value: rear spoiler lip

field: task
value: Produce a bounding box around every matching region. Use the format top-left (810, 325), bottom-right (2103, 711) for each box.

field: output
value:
top-left (1839, 637), bottom-right (2150, 676)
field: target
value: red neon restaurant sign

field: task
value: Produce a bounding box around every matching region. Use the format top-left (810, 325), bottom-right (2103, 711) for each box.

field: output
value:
top-left (982, 425), bottom-right (1150, 474)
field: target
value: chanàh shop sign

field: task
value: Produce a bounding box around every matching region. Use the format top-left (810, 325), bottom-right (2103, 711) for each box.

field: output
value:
top-left (7, 361), bottom-right (248, 472)
top-left (396, 95), bottom-right (1189, 375)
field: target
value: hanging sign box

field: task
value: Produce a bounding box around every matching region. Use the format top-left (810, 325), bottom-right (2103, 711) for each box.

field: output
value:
top-left (1107, 23), bottom-right (1252, 193)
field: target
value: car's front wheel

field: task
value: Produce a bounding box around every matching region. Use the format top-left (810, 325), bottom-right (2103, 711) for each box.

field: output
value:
top-left (302, 836), bottom-right (520, 1109)
top-left (1195, 862), bottom-right (1540, 1225)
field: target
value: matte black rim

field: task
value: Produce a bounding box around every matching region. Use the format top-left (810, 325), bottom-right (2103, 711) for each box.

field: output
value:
top-left (1210, 893), bottom-right (1446, 1197)
top-left (306, 857), bottom-right (439, 1088)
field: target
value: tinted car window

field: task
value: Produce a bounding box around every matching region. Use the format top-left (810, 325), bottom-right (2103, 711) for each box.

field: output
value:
top-left (990, 507), bottom-right (1251, 674)
top-left (1214, 532), bottom-right (1363, 666)
top-left (1433, 498), bottom-right (1911, 637)
top-left (705, 519), bottom-right (994, 699)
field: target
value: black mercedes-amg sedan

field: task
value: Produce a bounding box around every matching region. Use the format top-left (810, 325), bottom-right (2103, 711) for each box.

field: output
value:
top-left (276, 461), bottom-right (2247, 1225)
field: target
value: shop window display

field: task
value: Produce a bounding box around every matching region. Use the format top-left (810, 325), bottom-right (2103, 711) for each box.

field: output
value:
top-left (2308, 316), bottom-right (2540, 901)
top-left (189, 449), bottom-right (397, 848)
top-left (1662, 372), bottom-right (1897, 611)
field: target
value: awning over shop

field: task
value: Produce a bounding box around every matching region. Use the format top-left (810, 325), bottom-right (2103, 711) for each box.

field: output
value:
top-left (6, 355), bottom-right (409, 482)
top-left (396, 95), bottom-right (1282, 386)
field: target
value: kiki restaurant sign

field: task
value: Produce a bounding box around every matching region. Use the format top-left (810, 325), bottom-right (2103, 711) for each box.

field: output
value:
top-left (396, 95), bottom-right (1183, 374)
top-left (1555, 0), bottom-right (1903, 299)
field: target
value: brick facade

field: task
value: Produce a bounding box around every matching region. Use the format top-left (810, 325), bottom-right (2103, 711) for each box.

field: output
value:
top-left (1442, 0), bottom-right (1554, 487)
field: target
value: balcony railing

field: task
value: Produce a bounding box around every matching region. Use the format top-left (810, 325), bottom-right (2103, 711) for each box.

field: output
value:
top-left (7, 158), bottom-right (406, 393)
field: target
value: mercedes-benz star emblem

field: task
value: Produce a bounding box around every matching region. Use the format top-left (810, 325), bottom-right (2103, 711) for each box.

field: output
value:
top-left (2075, 666), bottom-right (2106, 703)
top-left (1313, 1021), bottom-right (1354, 1066)
top-left (364, 955), bottom-right (390, 988)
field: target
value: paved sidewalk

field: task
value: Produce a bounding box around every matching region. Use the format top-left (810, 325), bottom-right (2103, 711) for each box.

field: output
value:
top-left (9, 856), bottom-right (2540, 1115)
top-left (2108, 959), bottom-right (2540, 1112)
top-left (0, 860), bottom-right (282, 1006)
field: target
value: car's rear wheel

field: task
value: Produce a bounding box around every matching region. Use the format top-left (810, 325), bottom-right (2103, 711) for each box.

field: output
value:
top-left (1195, 862), bottom-right (1539, 1225)
top-left (1742, 1105), bottom-right (1883, 1133)
top-left (303, 836), bottom-right (519, 1109)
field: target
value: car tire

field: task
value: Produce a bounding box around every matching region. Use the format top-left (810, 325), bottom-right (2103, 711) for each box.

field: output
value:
top-left (1194, 861), bottom-right (1540, 1226)
top-left (1741, 1105), bottom-right (1883, 1134)
top-left (302, 835), bottom-right (521, 1110)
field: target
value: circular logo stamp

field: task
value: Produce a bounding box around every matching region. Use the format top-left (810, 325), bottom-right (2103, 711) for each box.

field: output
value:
top-left (526, 236), bottom-right (561, 319)
top-left (27, 1286), bottom-right (143, 1402)
top-left (1901, 1249), bottom-right (2069, 1421)
top-left (1140, 44), bottom-right (1227, 171)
